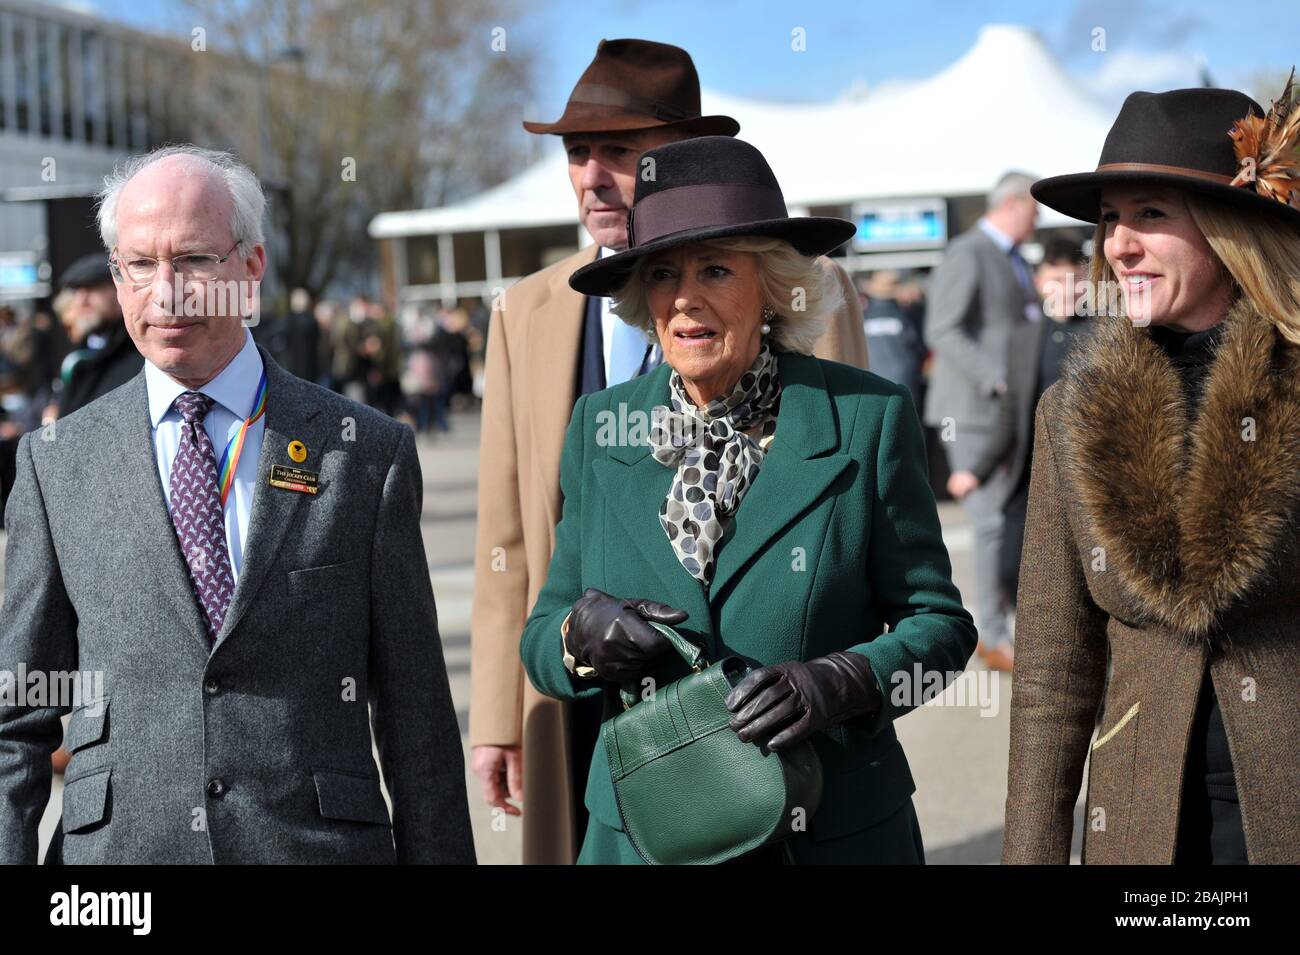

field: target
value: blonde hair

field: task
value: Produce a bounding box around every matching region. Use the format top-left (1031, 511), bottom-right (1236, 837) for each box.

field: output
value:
top-left (1089, 190), bottom-right (1300, 344)
top-left (610, 236), bottom-right (842, 355)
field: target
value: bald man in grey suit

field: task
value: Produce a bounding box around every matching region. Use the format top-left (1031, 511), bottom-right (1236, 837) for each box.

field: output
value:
top-left (0, 146), bottom-right (473, 864)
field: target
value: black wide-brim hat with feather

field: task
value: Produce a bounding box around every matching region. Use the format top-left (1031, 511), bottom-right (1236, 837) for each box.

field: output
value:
top-left (569, 136), bottom-right (857, 297)
top-left (1032, 80), bottom-right (1300, 229)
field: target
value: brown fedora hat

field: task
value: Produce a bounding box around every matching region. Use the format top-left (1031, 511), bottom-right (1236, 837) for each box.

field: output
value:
top-left (522, 38), bottom-right (740, 137)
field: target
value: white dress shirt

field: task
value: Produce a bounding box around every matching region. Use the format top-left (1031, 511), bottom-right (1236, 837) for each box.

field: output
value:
top-left (599, 246), bottom-right (618, 381)
top-left (145, 328), bottom-right (266, 579)
top-left (597, 246), bottom-right (661, 384)
top-left (976, 215), bottom-right (1015, 254)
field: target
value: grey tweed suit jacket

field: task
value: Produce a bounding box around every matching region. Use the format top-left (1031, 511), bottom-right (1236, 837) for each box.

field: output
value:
top-left (0, 346), bottom-right (475, 864)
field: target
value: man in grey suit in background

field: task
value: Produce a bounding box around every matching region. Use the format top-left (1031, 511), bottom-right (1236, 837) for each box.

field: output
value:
top-left (922, 171), bottom-right (1040, 673)
top-left (0, 145), bottom-right (474, 864)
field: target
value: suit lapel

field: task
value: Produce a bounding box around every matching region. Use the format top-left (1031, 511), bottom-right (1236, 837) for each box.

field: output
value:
top-left (530, 244), bottom-right (598, 527)
top-left (709, 352), bottom-right (851, 600)
top-left (215, 349), bottom-right (329, 645)
top-left (109, 370), bottom-right (212, 651)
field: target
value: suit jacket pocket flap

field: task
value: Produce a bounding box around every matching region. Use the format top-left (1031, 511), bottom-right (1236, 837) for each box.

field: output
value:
top-left (62, 767), bottom-right (111, 833)
top-left (312, 768), bottom-right (390, 825)
top-left (65, 698), bottom-right (109, 753)
top-left (288, 558), bottom-right (364, 594)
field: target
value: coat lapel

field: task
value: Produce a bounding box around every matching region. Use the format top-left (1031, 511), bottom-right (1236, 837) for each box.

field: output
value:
top-left (590, 352), bottom-right (851, 659)
top-left (530, 244), bottom-right (598, 528)
top-left (593, 363), bottom-right (713, 648)
top-left (215, 349), bottom-right (330, 645)
top-left (110, 370), bottom-right (211, 651)
top-left (1060, 298), bottom-right (1300, 639)
top-left (709, 352), bottom-right (851, 599)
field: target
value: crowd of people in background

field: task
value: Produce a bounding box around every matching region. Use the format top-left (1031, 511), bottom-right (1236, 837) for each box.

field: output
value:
top-left (853, 208), bottom-right (1094, 677)
top-left (2, 270), bottom-right (483, 429)
top-left (0, 264), bottom-right (487, 440)
top-left (254, 290), bottom-right (487, 430)
top-left (0, 258), bottom-right (488, 531)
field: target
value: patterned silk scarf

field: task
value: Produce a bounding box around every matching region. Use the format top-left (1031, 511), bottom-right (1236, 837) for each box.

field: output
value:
top-left (648, 343), bottom-right (781, 584)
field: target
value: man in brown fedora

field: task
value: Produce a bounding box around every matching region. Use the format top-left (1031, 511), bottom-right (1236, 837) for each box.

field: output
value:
top-left (468, 37), bottom-right (869, 864)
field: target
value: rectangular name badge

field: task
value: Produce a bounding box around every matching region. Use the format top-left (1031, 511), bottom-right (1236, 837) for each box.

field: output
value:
top-left (268, 464), bottom-right (320, 495)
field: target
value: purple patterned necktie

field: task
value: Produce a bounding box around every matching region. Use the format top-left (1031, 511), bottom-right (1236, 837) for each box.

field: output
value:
top-left (168, 391), bottom-right (236, 642)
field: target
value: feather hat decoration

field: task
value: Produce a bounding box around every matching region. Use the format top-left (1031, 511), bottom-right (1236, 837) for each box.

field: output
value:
top-left (1229, 68), bottom-right (1300, 208)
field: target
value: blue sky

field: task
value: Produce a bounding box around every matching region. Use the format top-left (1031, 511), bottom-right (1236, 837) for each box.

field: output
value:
top-left (79, 0), bottom-right (1289, 112)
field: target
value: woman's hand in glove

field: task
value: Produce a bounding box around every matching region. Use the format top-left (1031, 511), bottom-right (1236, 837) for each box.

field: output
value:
top-left (564, 587), bottom-right (688, 682)
top-left (725, 651), bottom-right (883, 751)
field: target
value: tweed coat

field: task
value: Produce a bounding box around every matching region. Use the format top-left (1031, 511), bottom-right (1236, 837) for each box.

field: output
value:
top-left (469, 244), bottom-right (870, 863)
top-left (1003, 297), bottom-right (1300, 864)
top-left (0, 348), bottom-right (474, 864)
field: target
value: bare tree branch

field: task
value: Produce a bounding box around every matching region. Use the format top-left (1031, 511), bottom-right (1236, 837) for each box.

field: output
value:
top-left (178, 0), bottom-right (537, 297)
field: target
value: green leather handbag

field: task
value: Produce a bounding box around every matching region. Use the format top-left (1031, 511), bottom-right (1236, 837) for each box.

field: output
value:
top-left (603, 623), bottom-right (824, 865)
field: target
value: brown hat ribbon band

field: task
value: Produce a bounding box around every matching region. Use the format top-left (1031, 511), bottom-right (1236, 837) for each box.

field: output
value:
top-left (1094, 162), bottom-right (1239, 185)
top-left (627, 184), bottom-right (788, 248)
top-left (570, 83), bottom-right (689, 122)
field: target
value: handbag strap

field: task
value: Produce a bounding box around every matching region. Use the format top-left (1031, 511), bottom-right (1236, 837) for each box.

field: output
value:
top-left (650, 621), bottom-right (708, 669)
top-left (618, 622), bottom-right (708, 709)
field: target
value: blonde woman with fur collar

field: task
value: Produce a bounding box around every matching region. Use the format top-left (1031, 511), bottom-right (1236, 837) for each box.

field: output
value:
top-left (1003, 80), bottom-right (1300, 864)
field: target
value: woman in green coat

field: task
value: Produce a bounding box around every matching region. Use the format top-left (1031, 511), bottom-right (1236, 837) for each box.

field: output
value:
top-left (519, 136), bottom-right (977, 864)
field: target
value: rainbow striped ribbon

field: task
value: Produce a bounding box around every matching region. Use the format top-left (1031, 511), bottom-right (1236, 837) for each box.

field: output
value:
top-left (216, 369), bottom-right (268, 509)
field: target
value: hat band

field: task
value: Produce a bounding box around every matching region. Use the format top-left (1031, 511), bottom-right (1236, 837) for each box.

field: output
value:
top-left (569, 83), bottom-right (689, 123)
top-left (1095, 162), bottom-right (1237, 185)
top-left (628, 183), bottom-right (788, 247)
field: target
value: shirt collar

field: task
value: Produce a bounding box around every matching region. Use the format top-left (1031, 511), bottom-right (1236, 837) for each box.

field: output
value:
top-left (145, 328), bottom-right (264, 428)
top-left (977, 217), bottom-right (1016, 253)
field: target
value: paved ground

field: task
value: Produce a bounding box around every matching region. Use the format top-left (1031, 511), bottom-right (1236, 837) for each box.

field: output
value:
top-left (9, 408), bottom-right (1084, 864)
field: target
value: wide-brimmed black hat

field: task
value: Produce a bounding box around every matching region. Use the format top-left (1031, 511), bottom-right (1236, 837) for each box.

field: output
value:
top-left (1033, 85), bottom-right (1300, 229)
top-left (569, 136), bottom-right (856, 296)
top-left (522, 39), bottom-right (739, 137)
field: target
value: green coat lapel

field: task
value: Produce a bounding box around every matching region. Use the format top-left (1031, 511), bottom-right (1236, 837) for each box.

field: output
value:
top-left (709, 352), bottom-right (851, 599)
top-left (592, 351), bottom-right (852, 657)
top-left (592, 362), bottom-right (714, 652)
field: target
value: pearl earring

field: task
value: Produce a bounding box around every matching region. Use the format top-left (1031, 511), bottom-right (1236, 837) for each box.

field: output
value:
top-left (760, 305), bottom-right (774, 336)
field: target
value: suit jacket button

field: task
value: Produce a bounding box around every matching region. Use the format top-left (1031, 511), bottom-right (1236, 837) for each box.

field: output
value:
top-left (204, 678), bottom-right (221, 696)
top-left (207, 778), bottom-right (227, 798)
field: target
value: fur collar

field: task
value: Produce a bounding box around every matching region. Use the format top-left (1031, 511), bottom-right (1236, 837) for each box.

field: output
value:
top-left (1059, 296), bottom-right (1300, 639)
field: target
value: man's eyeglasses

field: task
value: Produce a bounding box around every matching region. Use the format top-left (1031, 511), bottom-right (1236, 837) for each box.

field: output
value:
top-left (108, 242), bottom-right (241, 286)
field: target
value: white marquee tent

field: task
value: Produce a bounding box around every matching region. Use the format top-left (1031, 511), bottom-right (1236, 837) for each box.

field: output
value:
top-left (370, 25), bottom-right (1112, 305)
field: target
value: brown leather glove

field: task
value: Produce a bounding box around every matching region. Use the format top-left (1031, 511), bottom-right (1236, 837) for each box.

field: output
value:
top-left (725, 651), bottom-right (883, 751)
top-left (564, 587), bottom-right (688, 683)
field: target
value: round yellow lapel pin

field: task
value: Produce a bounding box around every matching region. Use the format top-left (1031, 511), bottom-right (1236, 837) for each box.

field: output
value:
top-left (288, 440), bottom-right (307, 463)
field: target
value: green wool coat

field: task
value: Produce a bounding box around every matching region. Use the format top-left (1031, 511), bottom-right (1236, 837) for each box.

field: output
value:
top-left (519, 349), bottom-right (977, 863)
